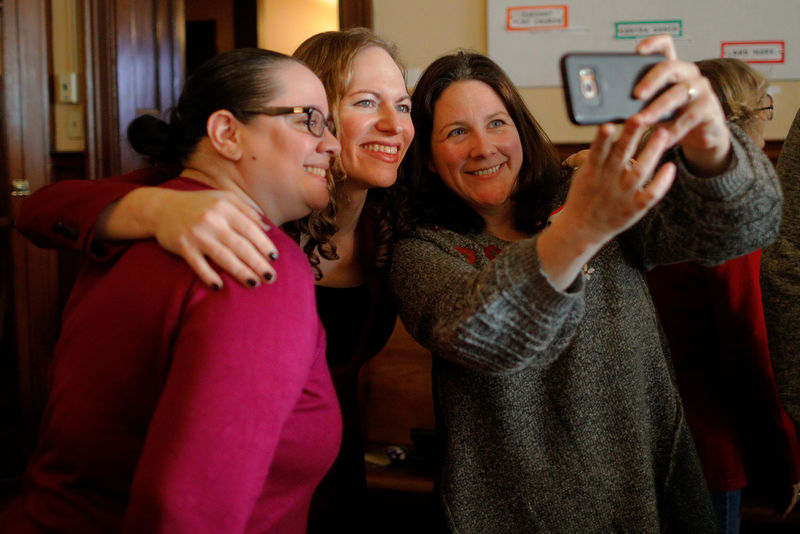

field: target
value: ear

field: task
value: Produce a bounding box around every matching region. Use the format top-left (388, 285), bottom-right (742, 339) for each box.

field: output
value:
top-left (426, 159), bottom-right (438, 174)
top-left (206, 110), bottom-right (243, 161)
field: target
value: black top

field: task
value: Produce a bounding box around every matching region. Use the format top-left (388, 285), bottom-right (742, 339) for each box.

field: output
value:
top-left (307, 277), bottom-right (397, 534)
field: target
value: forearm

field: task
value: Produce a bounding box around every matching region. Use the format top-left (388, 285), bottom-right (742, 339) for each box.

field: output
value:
top-left (15, 165), bottom-right (174, 254)
top-left (536, 209), bottom-right (604, 291)
top-left (96, 187), bottom-right (172, 241)
top-left (634, 125), bottom-right (783, 268)
top-left (389, 232), bottom-right (585, 373)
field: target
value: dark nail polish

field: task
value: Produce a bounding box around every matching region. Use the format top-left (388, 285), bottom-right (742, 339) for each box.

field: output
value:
top-left (264, 272), bottom-right (273, 282)
top-left (269, 251), bottom-right (279, 261)
top-left (211, 283), bottom-right (222, 291)
top-left (247, 278), bottom-right (257, 287)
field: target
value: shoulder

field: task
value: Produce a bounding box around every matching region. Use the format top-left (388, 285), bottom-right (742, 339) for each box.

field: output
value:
top-left (213, 227), bottom-right (316, 310)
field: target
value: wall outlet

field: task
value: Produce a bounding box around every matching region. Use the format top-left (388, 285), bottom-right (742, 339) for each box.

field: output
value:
top-left (57, 72), bottom-right (79, 103)
top-left (67, 109), bottom-right (83, 139)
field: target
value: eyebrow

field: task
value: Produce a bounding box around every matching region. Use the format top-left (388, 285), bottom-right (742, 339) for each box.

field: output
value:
top-left (435, 111), bottom-right (511, 134)
top-left (346, 88), bottom-right (411, 101)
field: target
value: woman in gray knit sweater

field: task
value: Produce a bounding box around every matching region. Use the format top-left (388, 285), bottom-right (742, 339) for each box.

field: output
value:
top-left (389, 35), bottom-right (782, 533)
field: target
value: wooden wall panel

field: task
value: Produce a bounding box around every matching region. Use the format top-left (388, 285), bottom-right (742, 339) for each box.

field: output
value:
top-left (2, 0), bottom-right (59, 457)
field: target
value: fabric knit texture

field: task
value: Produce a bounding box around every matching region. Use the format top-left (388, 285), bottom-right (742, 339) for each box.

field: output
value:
top-left (4, 177), bottom-right (342, 534)
top-left (762, 107), bottom-right (800, 427)
top-left (388, 124), bottom-right (782, 533)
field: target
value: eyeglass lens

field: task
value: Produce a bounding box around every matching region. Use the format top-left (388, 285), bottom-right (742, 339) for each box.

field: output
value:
top-left (757, 94), bottom-right (774, 121)
top-left (306, 108), bottom-right (325, 137)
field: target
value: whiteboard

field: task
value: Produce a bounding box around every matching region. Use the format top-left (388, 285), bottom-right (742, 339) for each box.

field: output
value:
top-left (487, 0), bottom-right (800, 87)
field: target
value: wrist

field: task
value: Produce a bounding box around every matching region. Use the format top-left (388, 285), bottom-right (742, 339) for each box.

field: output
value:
top-left (537, 211), bottom-right (604, 291)
top-left (103, 187), bottom-right (164, 240)
top-left (681, 139), bottom-right (733, 177)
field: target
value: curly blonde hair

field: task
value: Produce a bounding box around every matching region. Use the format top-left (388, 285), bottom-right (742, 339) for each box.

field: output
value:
top-left (283, 28), bottom-right (406, 279)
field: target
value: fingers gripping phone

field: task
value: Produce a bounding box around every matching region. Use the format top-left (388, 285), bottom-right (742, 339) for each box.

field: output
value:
top-left (560, 53), bottom-right (668, 125)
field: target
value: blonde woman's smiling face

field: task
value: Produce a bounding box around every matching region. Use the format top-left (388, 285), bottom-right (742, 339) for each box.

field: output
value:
top-left (337, 46), bottom-right (414, 190)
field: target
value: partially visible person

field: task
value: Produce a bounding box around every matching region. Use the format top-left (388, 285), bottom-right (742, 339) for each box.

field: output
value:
top-left (388, 35), bottom-right (782, 533)
top-left (647, 57), bottom-right (800, 534)
top-left (762, 107), bottom-right (800, 429)
top-left (2, 48), bottom-right (342, 533)
top-left (14, 28), bottom-right (414, 533)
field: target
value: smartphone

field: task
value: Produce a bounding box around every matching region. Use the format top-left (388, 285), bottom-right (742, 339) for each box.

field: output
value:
top-left (560, 52), bottom-right (668, 125)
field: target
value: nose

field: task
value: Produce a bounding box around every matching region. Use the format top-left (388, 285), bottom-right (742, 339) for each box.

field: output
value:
top-left (469, 130), bottom-right (496, 159)
top-left (376, 105), bottom-right (403, 134)
top-left (319, 128), bottom-right (341, 157)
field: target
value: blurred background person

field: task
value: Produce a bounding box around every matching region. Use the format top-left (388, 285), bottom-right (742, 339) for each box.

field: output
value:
top-left (646, 57), bottom-right (800, 534)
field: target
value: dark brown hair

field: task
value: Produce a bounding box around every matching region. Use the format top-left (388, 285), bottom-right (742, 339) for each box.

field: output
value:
top-left (393, 51), bottom-right (562, 237)
top-left (127, 48), bottom-right (299, 165)
top-left (127, 48), bottom-right (340, 267)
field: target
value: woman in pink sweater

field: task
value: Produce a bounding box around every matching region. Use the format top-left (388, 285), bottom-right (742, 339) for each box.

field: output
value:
top-left (3, 48), bottom-right (342, 533)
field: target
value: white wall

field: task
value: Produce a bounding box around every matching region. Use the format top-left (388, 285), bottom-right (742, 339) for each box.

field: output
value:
top-left (374, 0), bottom-right (800, 143)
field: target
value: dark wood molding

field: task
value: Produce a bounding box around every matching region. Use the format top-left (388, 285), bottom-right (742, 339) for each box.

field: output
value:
top-left (232, 0), bottom-right (257, 48)
top-left (3, 0), bottom-right (60, 457)
top-left (340, 0), bottom-right (372, 29)
top-left (554, 143), bottom-right (589, 163)
top-left (84, 0), bottom-right (121, 180)
top-left (763, 140), bottom-right (783, 167)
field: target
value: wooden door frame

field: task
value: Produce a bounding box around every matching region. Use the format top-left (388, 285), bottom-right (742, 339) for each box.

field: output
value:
top-left (340, 0), bottom-right (372, 29)
top-left (85, 0), bottom-right (369, 180)
top-left (3, 0), bottom-right (59, 456)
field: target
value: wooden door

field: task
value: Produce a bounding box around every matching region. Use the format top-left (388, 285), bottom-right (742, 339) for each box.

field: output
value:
top-left (1, 0), bottom-right (56, 483)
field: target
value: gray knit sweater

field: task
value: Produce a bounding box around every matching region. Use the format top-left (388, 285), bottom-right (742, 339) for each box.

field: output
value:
top-left (388, 124), bottom-right (781, 533)
top-left (762, 108), bottom-right (800, 425)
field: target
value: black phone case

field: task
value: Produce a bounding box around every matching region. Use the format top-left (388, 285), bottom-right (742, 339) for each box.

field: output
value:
top-left (560, 52), bottom-right (667, 125)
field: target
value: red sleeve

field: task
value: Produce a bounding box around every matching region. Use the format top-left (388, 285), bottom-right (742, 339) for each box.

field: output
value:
top-left (15, 165), bottom-right (178, 259)
top-left (122, 255), bottom-right (322, 533)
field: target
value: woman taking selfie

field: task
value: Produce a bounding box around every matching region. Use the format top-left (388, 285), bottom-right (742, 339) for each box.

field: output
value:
top-left (3, 48), bottom-right (341, 533)
top-left (388, 35), bottom-right (782, 532)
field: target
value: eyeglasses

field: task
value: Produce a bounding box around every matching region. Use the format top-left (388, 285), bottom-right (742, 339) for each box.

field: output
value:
top-left (241, 106), bottom-right (334, 137)
top-left (754, 94), bottom-right (774, 121)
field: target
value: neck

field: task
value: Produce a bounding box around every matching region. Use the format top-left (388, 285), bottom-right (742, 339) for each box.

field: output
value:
top-left (314, 178), bottom-right (372, 287)
top-left (480, 205), bottom-right (527, 242)
top-left (181, 144), bottom-right (284, 225)
top-left (332, 179), bottom-right (370, 240)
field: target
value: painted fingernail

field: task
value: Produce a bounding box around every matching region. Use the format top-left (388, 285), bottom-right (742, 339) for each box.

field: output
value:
top-left (212, 283), bottom-right (222, 291)
top-left (269, 251), bottom-right (279, 261)
top-left (247, 278), bottom-right (257, 287)
top-left (264, 272), bottom-right (273, 282)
